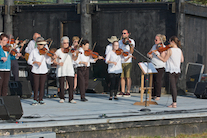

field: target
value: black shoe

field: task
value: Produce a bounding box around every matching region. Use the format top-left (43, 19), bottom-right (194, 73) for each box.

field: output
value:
top-left (114, 97), bottom-right (118, 100)
top-left (81, 98), bottom-right (88, 102)
top-left (109, 97), bottom-right (112, 100)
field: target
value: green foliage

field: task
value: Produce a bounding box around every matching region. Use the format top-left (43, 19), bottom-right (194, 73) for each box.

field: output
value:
top-left (188, 0), bottom-right (207, 5)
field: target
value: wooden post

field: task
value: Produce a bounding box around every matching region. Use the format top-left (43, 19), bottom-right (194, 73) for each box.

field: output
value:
top-left (80, 0), bottom-right (92, 49)
top-left (176, 0), bottom-right (186, 94)
top-left (140, 72), bottom-right (144, 102)
top-left (4, 0), bottom-right (14, 35)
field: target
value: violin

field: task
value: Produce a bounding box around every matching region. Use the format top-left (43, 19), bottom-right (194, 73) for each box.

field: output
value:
top-left (63, 47), bottom-right (82, 55)
top-left (3, 45), bottom-right (18, 56)
top-left (84, 49), bottom-right (105, 60)
top-left (63, 47), bottom-right (70, 53)
top-left (122, 38), bottom-right (133, 47)
top-left (2, 45), bottom-right (25, 59)
top-left (115, 48), bottom-right (136, 59)
top-left (148, 44), bottom-right (172, 55)
top-left (39, 47), bottom-right (61, 59)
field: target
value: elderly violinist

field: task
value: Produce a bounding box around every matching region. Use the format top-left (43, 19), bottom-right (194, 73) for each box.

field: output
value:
top-left (27, 37), bottom-right (54, 105)
top-left (147, 34), bottom-right (166, 101)
top-left (25, 33), bottom-right (49, 91)
top-left (0, 34), bottom-right (21, 96)
top-left (118, 29), bottom-right (135, 97)
top-left (53, 36), bottom-right (76, 104)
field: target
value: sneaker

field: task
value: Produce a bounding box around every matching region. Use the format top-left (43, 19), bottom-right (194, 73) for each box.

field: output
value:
top-left (31, 100), bottom-right (38, 106)
top-left (59, 99), bottom-right (64, 103)
top-left (114, 97), bottom-right (118, 100)
top-left (117, 92), bottom-right (124, 97)
top-left (123, 93), bottom-right (131, 97)
top-left (109, 97), bottom-right (112, 100)
top-left (69, 99), bottom-right (76, 104)
top-left (39, 101), bottom-right (46, 105)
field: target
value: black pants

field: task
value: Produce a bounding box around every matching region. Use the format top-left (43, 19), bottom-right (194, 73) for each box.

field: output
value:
top-left (33, 73), bottom-right (47, 101)
top-left (152, 67), bottom-right (165, 97)
top-left (0, 71), bottom-right (10, 96)
top-left (28, 65), bottom-right (34, 91)
top-left (77, 67), bottom-right (89, 99)
top-left (59, 76), bottom-right (74, 102)
top-left (109, 73), bottom-right (121, 97)
top-left (168, 72), bottom-right (180, 102)
top-left (11, 59), bottom-right (19, 81)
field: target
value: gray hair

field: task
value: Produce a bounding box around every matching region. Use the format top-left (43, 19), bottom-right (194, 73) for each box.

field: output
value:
top-left (36, 37), bottom-right (45, 42)
top-left (61, 36), bottom-right (69, 44)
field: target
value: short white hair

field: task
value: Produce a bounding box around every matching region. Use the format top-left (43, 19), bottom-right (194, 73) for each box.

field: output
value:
top-left (61, 36), bottom-right (69, 44)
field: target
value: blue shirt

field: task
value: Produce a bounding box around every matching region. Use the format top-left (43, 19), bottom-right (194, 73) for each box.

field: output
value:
top-left (0, 45), bottom-right (15, 70)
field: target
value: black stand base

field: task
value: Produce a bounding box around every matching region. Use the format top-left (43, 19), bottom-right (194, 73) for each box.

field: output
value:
top-left (140, 108), bottom-right (151, 112)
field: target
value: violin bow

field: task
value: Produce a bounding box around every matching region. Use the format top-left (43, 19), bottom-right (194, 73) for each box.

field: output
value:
top-left (38, 40), bottom-right (53, 68)
top-left (92, 42), bottom-right (96, 52)
top-left (77, 37), bottom-right (83, 50)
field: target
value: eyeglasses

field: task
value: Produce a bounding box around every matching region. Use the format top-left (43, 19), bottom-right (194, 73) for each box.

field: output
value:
top-left (39, 44), bottom-right (45, 46)
top-left (122, 33), bottom-right (128, 34)
top-left (63, 42), bottom-right (69, 44)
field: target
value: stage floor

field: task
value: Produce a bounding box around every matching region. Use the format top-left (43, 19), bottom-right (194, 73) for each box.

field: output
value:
top-left (1, 90), bottom-right (207, 130)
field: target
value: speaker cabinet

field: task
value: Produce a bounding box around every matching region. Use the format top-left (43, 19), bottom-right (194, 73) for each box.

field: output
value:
top-left (0, 96), bottom-right (23, 120)
top-left (86, 78), bottom-right (107, 93)
top-left (8, 77), bottom-right (32, 98)
top-left (194, 82), bottom-right (207, 99)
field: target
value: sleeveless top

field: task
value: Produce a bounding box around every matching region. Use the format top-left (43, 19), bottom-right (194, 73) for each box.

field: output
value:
top-left (165, 48), bottom-right (182, 73)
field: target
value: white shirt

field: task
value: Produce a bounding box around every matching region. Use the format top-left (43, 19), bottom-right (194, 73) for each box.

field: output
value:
top-left (105, 44), bottom-right (112, 56)
top-left (71, 45), bottom-right (79, 68)
top-left (105, 50), bottom-right (122, 74)
top-left (150, 44), bottom-right (166, 69)
top-left (25, 40), bottom-right (49, 54)
top-left (27, 48), bottom-right (53, 74)
top-left (55, 48), bottom-right (74, 77)
top-left (166, 48), bottom-right (182, 73)
top-left (10, 44), bottom-right (20, 59)
top-left (118, 38), bottom-right (135, 63)
top-left (75, 47), bottom-right (96, 67)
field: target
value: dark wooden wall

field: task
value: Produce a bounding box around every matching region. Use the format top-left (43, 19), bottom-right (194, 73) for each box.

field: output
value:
top-left (91, 3), bottom-right (176, 86)
top-left (7, 3), bottom-right (177, 87)
top-left (12, 4), bottom-right (80, 50)
top-left (185, 14), bottom-right (207, 68)
top-left (5, 3), bottom-right (207, 90)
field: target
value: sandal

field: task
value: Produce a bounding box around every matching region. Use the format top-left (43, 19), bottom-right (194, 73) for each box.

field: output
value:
top-left (168, 103), bottom-right (177, 108)
top-left (154, 97), bottom-right (160, 101)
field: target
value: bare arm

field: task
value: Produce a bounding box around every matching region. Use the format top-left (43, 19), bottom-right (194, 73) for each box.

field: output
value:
top-left (154, 49), bottom-right (171, 62)
top-left (181, 51), bottom-right (184, 63)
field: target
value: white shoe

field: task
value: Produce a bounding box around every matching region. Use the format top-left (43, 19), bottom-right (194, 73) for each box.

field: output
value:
top-left (70, 99), bottom-right (76, 104)
top-left (59, 99), bottom-right (64, 103)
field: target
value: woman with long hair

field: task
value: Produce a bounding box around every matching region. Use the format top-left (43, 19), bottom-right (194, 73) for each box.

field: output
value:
top-left (153, 36), bottom-right (184, 108)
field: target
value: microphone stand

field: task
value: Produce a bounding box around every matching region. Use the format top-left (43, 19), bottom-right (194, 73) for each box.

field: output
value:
top-left (133, 48), bottom-right (156, 112)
